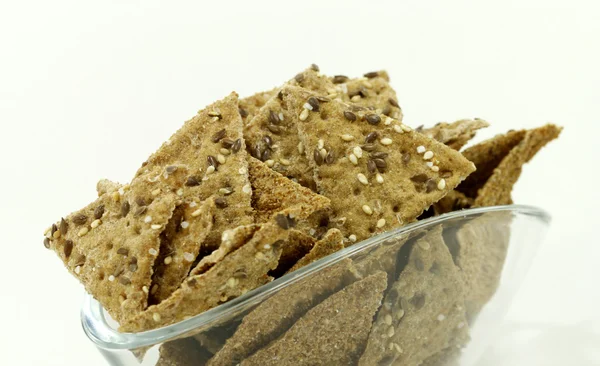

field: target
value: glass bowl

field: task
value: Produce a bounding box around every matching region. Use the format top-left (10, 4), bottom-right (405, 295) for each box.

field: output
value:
top-left (81, 205), bottom-right (550, 366)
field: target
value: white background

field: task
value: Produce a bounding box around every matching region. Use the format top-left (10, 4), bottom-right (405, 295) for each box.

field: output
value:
top-left (1, 0), bottom-right (599, 365)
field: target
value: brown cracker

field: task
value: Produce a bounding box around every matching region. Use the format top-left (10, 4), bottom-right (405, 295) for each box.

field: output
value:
top-left (421, 118), bottom-right (490, 151)
top-left (150, 198), bottom-right (215, 304)
top-left (240, 271), bottom-right (387, 366)
top-left (359, 227), bottom-right (467, 366)
top-left (239, 88), bottom-right (277, 125)
top-left (433, 190), bottom-right (474, 215)
top-left (45, 183), bottom-right (178, 323)
top-left (286, 228), bottom-right (344, 274)
top-left (207, 259), bottom-right (359, 366)
top-left (271, 229), bottom-right (315, 277)
top-left (156, 338), bottom-right (211, 366)
top-left (120, 222), bottom-right (289, 332)
top-left (134, 92), bottom-right (254, 252)
top-left (283, 85), bottom-right (476, 242)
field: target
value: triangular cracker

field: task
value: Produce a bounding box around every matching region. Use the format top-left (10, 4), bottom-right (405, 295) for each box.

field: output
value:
top-left (359, 227), bottom-right (467, 366)
top-left (285, 228), bottom-right (344, 274)
top-left (433, 190), bottom-right (474, 215)
top-left (207, 259), bottom-right (359, 366)
top-left (240, 271), bottom-right (387, 366)
top-left (420, 118), bottom-right (490, 151)
top-left (283, 85), bottom-right (476, 242)
top-left (134, 92), bottom-right (254, 252)
top-left (119, 222), bottom-right (289, 332)
top-left (459, 124), bottom-right (561, 206)
top-left (45, 181), bottom-right (178, 323)
top-left (271, 229), bottom-right (315, 277)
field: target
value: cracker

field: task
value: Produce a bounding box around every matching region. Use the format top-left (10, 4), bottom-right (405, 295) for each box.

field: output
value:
top-left (420, 118), bottom-right (490, 151)
top-left (433, 190), bottom-right (474, 215)
top-left (336, 70), bottom-right (403, 122)
top-left (240, 271), bottom-right (387, 366)
top-left (119, 222), bottom-right (289, 332)
top-left (283, 85), bottom-right (476, 242)
top-left (96, 178), bottom-right (122, 196)
top-left (239, 89), bottom-right (278, 125)
top-left (271, 229), bottom-right (315, 277)
top-left (45, 179), bottom-right (178, 323)
top-left (247, 156), bottom-right (330, 223)
top-left (286, 228), bottom-right (343, 274)
top-left (134, 92), bottom-right (254, 252)
top-left (419, 346), bottom-right (463, 366)
top-left (207, 259), bottom-right (359, 366)
top-left (358, 227), bottom-right (467, 366)
top-left (156, 338), bottom-right (211, 366)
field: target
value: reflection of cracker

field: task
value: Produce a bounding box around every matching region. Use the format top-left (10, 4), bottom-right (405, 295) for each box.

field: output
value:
top-left (241, 271), bottom-right (387, 366)
top-left (46, 181), bottom-right (177, 323)
top-left (458, 124), bottom-right (561, 206)
top-left (359, 227), bottom-right (467, 366)
top-left (248, 156), bottom-right (330, 223)
top-left (419, 346), bottom-right (463, 366)
top-left (207, 259), bottom-right (359, 366)
top-left (156, 337), bottom-right (211, 366)
top-left (421, 119), bottom-right (489, 151)
top-left (134, 92), bottom-right (254, 252)
top-left (120, 223), bottom-right (288, 332)
top-left (286, 228), bottom-right (343, 274)
top-left (283, 85), bottom-right (475, 242)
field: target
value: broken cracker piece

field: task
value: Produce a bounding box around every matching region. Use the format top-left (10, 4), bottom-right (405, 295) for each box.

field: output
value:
top-left (286, 228), bottom-right (344, 274)
top-left (156, 337), bottom-right (212, 366)
top-left (240, 271), bottom-right (387, 366)
top-left (271, 229), bottom-right (315, 277)
top-left (433, 190), bottom-right (474, 215)
top-left (421, 118), bottom-right (490, 151)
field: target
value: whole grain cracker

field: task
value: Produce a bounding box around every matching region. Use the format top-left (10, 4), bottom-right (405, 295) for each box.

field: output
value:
top-left (420, 118), bottom-right (490, 151)
top-left (156, 337), bottom-right (212, 366)
top-left (45, 184), bottom-right (178, 323)
top-left (419, 346), bottom-right (463, 366)
top-left (207, 259), bottom-right (359, 366)
top-left (240, 271), bottom-right (387, 366)
top-left (433, 190), bottom-right (474, 215)
top-left (134, 92), bottom-right (254, 252)
top-left (358, 227), bottom-right (467, 366)
top-left (271, 229), bottom-right (315, 277)
top-left (119, 222), bottom-right (289, 332)
top-left (239, 88), bottom-right (278, 125)
top-left (96, 178), bottom-right (122, 197)
top-left (285, 228), bottom-right (343, 274)
top-left (149, 198), bottom-right (215, 304)
top-left (283, 85), bottom-right (476, 242)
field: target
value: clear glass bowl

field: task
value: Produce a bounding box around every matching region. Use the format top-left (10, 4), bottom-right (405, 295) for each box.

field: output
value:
top-left (81, 205), bottom-right (550, 366)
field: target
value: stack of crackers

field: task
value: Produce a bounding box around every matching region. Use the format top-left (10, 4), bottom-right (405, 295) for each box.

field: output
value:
top-left (43, 65), bottom-right (561, 365)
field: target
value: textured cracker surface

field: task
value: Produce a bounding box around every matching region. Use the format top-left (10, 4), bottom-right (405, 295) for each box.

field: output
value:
top-left (272, 229), bottom-right (315, 277)
top-left (286, 228), bottom-right (344, 274)
top-left (433, 190), bottom-right (474, 215)
top-left (241, 271), bottom-right (387, 366)
top-left (284, 85), bottom-right (475, 241)
top-left (359, 227), bottom-right (467, 366)
top-left (421, 119), bottom-right (490, 151)
top-left (207, 259), bottom-right (359, 366)
top-left (156, 338), bottom-right (211, 366)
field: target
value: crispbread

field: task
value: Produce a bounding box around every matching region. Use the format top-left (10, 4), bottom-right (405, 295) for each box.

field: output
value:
top-left (45, 184), bottom-right (177, 323)
top-left (96, 178), bottom-right (122, 197)
top-left (271, 229), bottom-right (315, 277)
top-left (286, 228), bottom-right (343, 274)
top-left (150, 198), bottom-right (215, 304)
top-left (337, 70), bottom-right (403, 122)
top-left (207, 259), bottom-right (359, 366)
top-left (189, 224), bottom-right (260, 276)
top-left (247, 156), bottom-right (330, 223)
top-left (134, 92), bottom-right (254, 252)
top-left (283, 85), bottom-right (476, 242)
top-left (240, 271), bottom-right (387, 366)
top-left (433, 190), bottom-right (474, 215)
top-left (419, 346), bottom-right (463, 366)
top-left (119, 222), bottom-right (289, 332)
top-left (156, 338), bottom-right (211, 366)
top-left (353, 235), bottom-right (409, 280)
top-left (462, 124), bottom-right (562, 206)
top-left (239, 89), bottom-right (278, 125)
top-left (421, 119), bottom-right (490, 151)
top-left (358, 227), bottom-right (467, 366)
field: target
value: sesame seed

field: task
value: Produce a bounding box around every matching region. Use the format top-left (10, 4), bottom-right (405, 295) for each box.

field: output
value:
top-left (416, 146), bottom-right (426, 154)
top-left (263, 244), bottom-right (271, 250)
top-left (153, 313), bottom-right (161, 322)
top-left (219, 187), bottom-right (233, 195)
top-left (181, 221), bottom-right (189, 229)
top-left (151, 224), bottom-right (162, 230)
top-left (341, 134), bottom-right (354, 141)
top-left (317, 139), bottom-right (324, 149)
top-left (183, 252), bottom-right (195, 262)
top-left (280, 158), bottom-right (291, 166)
top-left (377, 218), bottom-right (386, 228)
top-left (348, 153), bottom-right (358, 165)
top-left (107, 275), bottom-right (115, 282)
top-left (118, 187), bottom-right (125, 196)
top-left (393, 124), bottom-right (404, 133)
top-left (357, 173), bottom-right (369, 185)
top-left (112, 191), bottom-right (121, 202)
top-left (220, 148), bottom-right (231, 156)
top-left (303, 102), bottom-right (313, 111)
top-left (255, 252), bottom-right (265, 260)
top-left (148, 248), bottom-right (158, 256)
top-left (78, 228), bottom-right (89, 237)
top-left (426, 161), bottom-right (434, 168)
top-left (418, 240), bottom-right (431, 250)
top-left (431, 166), bottom-right (439, 172)
top-left (384, 314), bottom-right (393, 325)
top-left (380, 137), bottom-right (393, 146)
top-left (189, 201), bottom-right (197, 208)
top-left (457, 322), bottom-right (465, 329)
top-left (349, 234), bottom-right (357, 242)
top-left (216, 154), bottom-right (226, 165)
top-left (191, 209), bottom-right (203, 217)
top-left (437, 314), bottom-right (446, 321)
top-left (164, 256), bottom-right (172, 265)
top-left (227, 277), bottom-right (238, 288)
top-left (401, 124), bottom-right (412, 132)
top-left (151, 188), bottom-right (161, 196)
top-left (74, 266), bottom-right (81, 274)
top-left (437, 179), bottom-right (446, 190)
top-left (387, 326), bottom-right (395, 337)
top-left (353, 146), bottom-right (363, 158)
top-left (362, 205), bottom-right (373, 215)
top-left (319, 148), bottom-right (327, 159)
top-left (343, 111), bottom-right (357, 121)
top-left (278, 112), bottom-right (284, 121)
top-left (423, 151), bottom-right (434, 160)
top-left (297, 141), bottom-right (304, 154)
top-left (242, 184), bottom-right (252, 194)
top-left (91, 219), bottom-right (102, 229)
top-left (144, 216), bottom-right (152, 223)
top-left (299, 108), bottom-right (309, 121)
top-left (376, 174), bottom-right (384, 184)
top-left (142, 286), bottom-right (149, 293)
top-left (265, 159), bottom-right (275, 167)
top-left (351, 95), bottom-right (361, 102)
top-left (239, 167), bottom-right (247, 175)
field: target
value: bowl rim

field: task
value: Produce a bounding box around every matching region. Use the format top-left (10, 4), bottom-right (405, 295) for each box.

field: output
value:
top-left (81, 204), bottom-right (550, 350)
